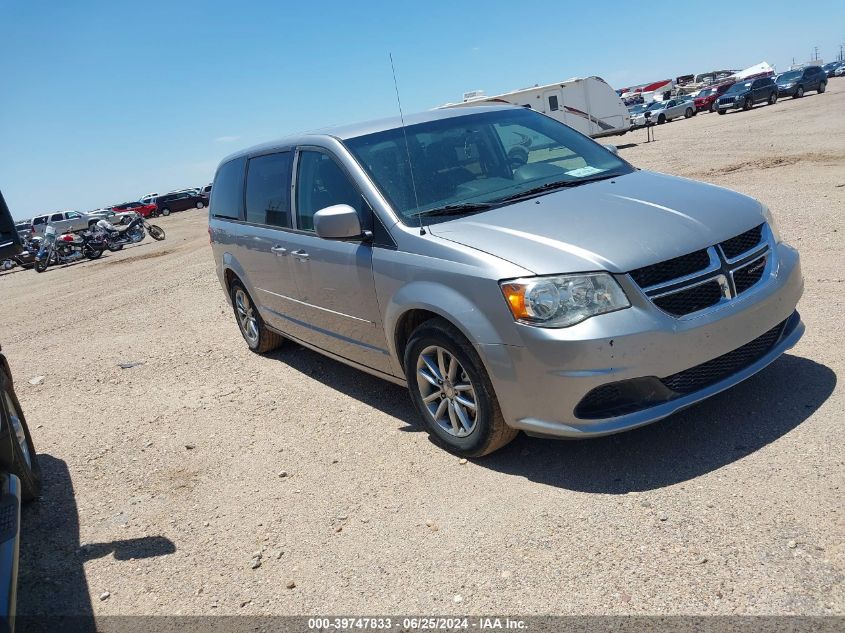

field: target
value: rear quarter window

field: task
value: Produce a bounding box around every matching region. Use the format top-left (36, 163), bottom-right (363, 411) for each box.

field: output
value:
top-left (211, 157), bottom-right (246, 220)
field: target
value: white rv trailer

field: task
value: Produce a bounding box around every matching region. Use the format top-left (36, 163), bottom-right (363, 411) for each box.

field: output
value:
top-left (440, 76), bottom-right (631, 138)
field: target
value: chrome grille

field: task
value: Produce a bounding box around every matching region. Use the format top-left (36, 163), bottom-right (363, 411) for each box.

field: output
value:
top-left (629, 224), bottom-right (772, 318)
top-left (629, 249), bottom-right (710, 288)
top-left (720, 224), bottom-right (763, 260)
top-left (653, 280), bottom-right (724, 316)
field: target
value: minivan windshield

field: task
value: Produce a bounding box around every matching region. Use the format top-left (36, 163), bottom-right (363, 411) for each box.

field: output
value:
top-left (777, 71), bottom-right (802, 83)
top-left (344, 108), bottom-right (632, 223)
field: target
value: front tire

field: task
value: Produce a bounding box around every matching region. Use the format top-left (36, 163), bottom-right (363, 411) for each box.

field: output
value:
top-left (795, 86), bottom-right (804, 98)
top-left (718, 109), bottom-right (726, 115)
top-left (657, 114), bottom-right (666, 124)
top-left (0, 368), bottom-right (42, 501)
top-left (230, 281), bottom-right (284, 353)
top-left (148, 225), bottom-right (165, 241)
top-left (818, 82), bottom-right (826, 93)
top-left (743, 97), bottom-right (753, 110)
top-left (161, 208), bottom-right (171, 216)
top-left (769, 92), bottom-right (778, 105)
top-left (34, 259), bottom-right (48, 273)
top-left (196, 201), bottom-right (205, 209)
top-left (405, 318), bottom-right (517, 457)
top-left (685, 107), bottom-right (693, 118)
top-left (85, 248), bottom-right (103, 260)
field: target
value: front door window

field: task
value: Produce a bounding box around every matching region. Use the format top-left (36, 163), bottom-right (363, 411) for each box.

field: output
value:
top-left (295, 151), bottom-right (362, 231)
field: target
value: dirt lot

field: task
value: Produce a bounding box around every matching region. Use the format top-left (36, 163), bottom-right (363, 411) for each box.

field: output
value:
top-left (2, 81), bottom-right (843, 618)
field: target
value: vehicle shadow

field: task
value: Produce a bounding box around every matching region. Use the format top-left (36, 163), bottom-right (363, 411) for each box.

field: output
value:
top-left (480, 354), bottom-right (835, 493)
top-left (270, 346), bottom-right (834, 493)
top-left (267, 344), bottom-right (415, 422)
top-left (16, 455), bottom-right (175, 632)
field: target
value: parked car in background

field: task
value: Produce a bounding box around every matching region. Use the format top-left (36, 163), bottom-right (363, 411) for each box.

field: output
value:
top-left (776, 66), bottom-right (827, 98)
top-left (199, 184), bottom-right (212, 205)
top-left (209, 105), bottom-right (803, 456)
top-left (835, 65), bottom-right (845, 77)
top-left (30, 209), bottom-right (122, 236)
top-left (627, 104), bottom-right (648, 128)
top-left (155, 191), bottom-right (205, 216)
top-left (139, 192), bottom-right (158, 205)
top-left (631, 98), bottom-right (695, 126)
top-left (111, 201), bottom-right (158, 218)
top-left (694, 81), bottom-right (735, 112)
top-left (14, 222), bottom-right (31, 241)
top-left (717, 77), bottom-right (777, 114)
top-left (822, 61), bottom-right (843, 78)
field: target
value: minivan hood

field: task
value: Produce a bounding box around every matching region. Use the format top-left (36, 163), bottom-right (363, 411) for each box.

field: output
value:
top-left (427, 170), bottom-right (765, 275)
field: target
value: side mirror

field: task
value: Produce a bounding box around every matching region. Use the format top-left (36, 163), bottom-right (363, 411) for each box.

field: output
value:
top-left (603, 144), bottom-right (619, 155)
top-left (314, 204), bottom-right (365, 240)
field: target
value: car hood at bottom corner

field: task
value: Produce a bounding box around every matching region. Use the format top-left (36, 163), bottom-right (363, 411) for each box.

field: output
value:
top-left (427, 170), bottom-right (765, 275)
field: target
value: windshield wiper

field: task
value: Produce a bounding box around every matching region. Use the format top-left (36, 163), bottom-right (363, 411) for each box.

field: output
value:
top-left (496, 173), bottom-right (620, 203)
top-left (411, 202), bottom-right (494, 218)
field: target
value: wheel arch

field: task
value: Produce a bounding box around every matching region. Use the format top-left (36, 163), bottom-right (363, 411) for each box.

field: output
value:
top-left (219, 253), bottom-right (253, 306)
top-left (386, 281), bottom-right (513, 370)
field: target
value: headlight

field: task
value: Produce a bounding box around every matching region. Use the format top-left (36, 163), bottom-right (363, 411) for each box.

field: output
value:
top-left (500, 273), bottom-right (630, 328)
top-left (761, 204), bottom-right (782, 243)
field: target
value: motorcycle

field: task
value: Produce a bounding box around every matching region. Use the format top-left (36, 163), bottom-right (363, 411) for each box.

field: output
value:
top-left (93, 212), bottom-right (165, 251)
top-left (1, 236), bottom-right (40, 272)
top-left (34, 226), bottom-right (104, 273)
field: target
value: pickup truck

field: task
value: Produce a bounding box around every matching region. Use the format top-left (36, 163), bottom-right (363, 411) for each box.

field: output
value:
top-left (30, 208), bottom-right (128, 236)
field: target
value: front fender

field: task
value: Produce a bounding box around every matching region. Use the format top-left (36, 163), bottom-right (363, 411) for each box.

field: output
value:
top-left (384, 280), bottom-right (520, 364)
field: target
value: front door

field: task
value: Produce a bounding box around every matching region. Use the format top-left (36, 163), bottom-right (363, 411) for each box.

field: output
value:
top-left (283, 148), bottom-right (391, 374)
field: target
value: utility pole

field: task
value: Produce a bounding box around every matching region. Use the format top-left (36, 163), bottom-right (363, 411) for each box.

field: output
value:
top-left (813, 46), bottom-right (818, 61)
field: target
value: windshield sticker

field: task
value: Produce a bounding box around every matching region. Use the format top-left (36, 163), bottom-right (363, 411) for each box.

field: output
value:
top-left (565, 166), bottom-right (606, 178)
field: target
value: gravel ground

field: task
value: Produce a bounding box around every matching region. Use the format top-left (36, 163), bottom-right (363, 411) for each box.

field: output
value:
top-left (2, 81), bottom-right (843, 618)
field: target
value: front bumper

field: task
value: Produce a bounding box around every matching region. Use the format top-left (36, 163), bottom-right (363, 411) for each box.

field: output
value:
top-left (717, 98), bottom-right (743, 110)
top-left (480, 242), bottom-right (804, 438)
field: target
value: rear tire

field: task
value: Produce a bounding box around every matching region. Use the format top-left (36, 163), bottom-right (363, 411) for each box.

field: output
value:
top-left (768, 92), bottom-right (777, 105)
top-left (657, 114), bottom-right (666, 124)
top-left (685, 107), bottom-right (693, 118)
top-left (196, 201), bottom-right (205, 209)
top-left (404, 318), bottom-right (517, 457)
top-left (818, 82), bottom-right (826, 93)
top-left (148, 225), bottom-right (165, 241)
top-left (718, 109), bottom-right (726, 115)
top-left (0, 367), bottom-right (42, 501)
top-left (85, 249), bottom-right (103, 260)
top-left (34, 259), bottom-right (48, 273)
top-left (229, 281), bottom-right (284, 353)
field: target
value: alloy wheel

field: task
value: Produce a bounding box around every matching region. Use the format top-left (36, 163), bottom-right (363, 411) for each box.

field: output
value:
top-left (234, 288), bottom-right (259, 346)
top-left (416, 345), bottom-right (478, 437)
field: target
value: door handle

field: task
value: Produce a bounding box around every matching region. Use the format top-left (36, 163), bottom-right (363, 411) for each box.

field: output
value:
top-left (270, 245), bottom-right (288, 256)
top-left (292, 250), bottom-right (309, 260)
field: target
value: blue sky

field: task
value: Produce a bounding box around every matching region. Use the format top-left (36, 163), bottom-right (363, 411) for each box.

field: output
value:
top-left (2, 0), bottom-right (843, 218)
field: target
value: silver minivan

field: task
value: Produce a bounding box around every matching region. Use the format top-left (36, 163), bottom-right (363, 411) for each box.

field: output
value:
top-left (209, 106), bottom-right (803, 456)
